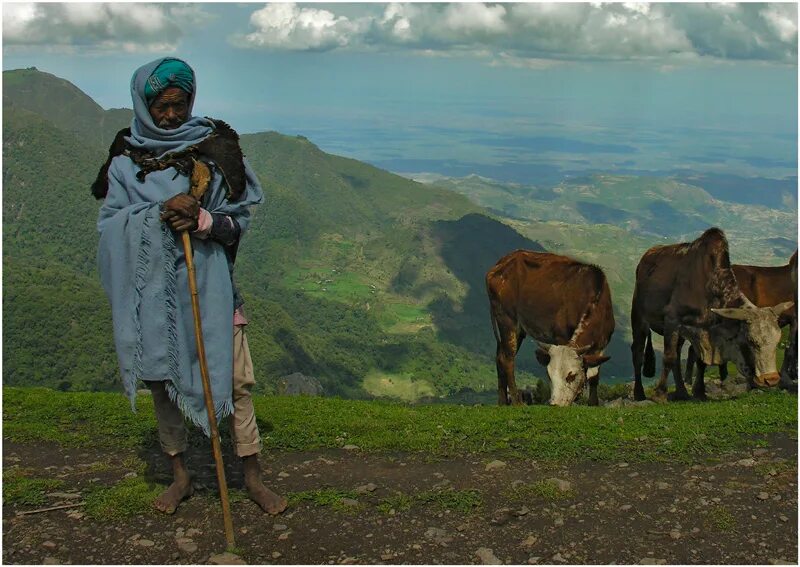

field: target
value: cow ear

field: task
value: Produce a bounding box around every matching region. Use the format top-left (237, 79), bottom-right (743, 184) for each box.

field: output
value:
top-left (711, 307), bottom-right (751, 321)
top-left (583, 354), bottom-right (610, 368)
top-left (535, 348), bottom-right (551, 366)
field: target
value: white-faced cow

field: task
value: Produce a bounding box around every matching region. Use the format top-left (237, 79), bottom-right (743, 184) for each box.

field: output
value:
top-left (684, 250), bottom-right (798, 389)
top-left (631, 228), bottom-right (793, 401)
top-left (486, 250), bottom-right (615, 406)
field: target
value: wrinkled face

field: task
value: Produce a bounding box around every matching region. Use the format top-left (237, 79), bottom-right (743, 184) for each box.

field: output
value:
top-left (712, 302), bottom-right (793, 388)
top-left (149, 87), bottom-right (189, 130)
top-left (536, 345), bottom-right (609, 406)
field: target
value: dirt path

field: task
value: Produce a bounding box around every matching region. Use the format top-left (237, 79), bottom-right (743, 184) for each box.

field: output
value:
top-left (3, 435), bottom-right (797, 565)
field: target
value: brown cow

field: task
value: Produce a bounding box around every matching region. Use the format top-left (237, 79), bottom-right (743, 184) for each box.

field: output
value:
top-left (631, 228), bottom-right (792, 401)
top-left (684, 250), bottom-right (798, 387)
top-left (486, 250), bottom-right (615, 406)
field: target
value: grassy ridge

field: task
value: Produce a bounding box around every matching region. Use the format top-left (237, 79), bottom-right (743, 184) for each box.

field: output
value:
top-left (4, 387), bottom-right (795, 463)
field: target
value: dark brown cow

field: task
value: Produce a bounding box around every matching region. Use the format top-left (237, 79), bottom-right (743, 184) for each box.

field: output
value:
top-left (486, 250), bottom-right (615, 406)
top-left (684, 250), bottom-right (798, 387)
top-left (631, 228), bottom-right (792, 401)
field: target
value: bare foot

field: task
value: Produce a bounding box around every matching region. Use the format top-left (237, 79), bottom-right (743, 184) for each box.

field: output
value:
top-left (246, 480), bottom-right (288, 515)
top-left (154, 477), bottom-right (194, 514)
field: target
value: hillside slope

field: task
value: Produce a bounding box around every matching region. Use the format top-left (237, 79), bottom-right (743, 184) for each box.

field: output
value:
top-left (3, 68), bottom-right (550, 398)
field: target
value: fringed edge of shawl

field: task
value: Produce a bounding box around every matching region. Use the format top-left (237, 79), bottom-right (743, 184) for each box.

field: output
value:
top-left (162, 223), bottom-right (181, 385)
top-left (131, 209), bottom-right (153, 387)
top-left (164, 379), bottom-right (234, 438)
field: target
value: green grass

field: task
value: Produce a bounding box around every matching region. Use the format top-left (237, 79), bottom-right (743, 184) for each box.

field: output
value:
top-left (504, 480), bottom-right (575, 502)
top-left (417, 488), bottom-right (482, 512)
top-left (377, 492), bottom-right (416, 514)
top-left (376, 488), bottom-right (482, 514)
top-left (706, 505), bottom-right (737, 532)
top-left (3, 387), bottom-right (797, 463)
top-left (287, 489), bottom-right (361, 511)
top-left (83, 476), bottom-right (163, 520)
top-left (4, 469), bottom-right (64, 506)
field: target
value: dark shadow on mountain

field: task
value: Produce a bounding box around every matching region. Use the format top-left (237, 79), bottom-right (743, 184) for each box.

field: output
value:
top-left (644, 201), bottom-right (707, 237)
top-left (575, 201), bottom-right (633, 225)
top-left (427, 213), bottom-right (546, 359)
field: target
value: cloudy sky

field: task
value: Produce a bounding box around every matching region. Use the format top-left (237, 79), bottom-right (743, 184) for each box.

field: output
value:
top-left (3, 2), bottom-right (798, 183)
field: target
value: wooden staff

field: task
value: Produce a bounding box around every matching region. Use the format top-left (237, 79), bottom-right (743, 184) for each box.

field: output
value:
top-left (182, 159), bottom-right (235, 548)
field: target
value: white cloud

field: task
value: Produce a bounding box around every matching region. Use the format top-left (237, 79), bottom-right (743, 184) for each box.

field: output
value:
top-left (233, 2), bottom-right (798, 65)
top-left (2, 3), bottom-right (214, 52)
top-left (233, 3), bottom-right (364, 51)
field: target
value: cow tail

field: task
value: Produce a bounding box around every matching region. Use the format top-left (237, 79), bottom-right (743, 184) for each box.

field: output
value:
top-left (489, 303), bottom-right (501, 345)
top-left (643, 331), bottom-right (656, 378)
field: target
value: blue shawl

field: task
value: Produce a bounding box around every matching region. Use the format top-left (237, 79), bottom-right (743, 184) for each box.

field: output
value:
top-left (98, 59), bottom-right (264, 435)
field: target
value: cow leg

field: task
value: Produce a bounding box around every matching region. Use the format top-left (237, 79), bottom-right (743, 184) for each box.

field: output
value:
top-left (684, 345), bottom-right (696, 385)
top-left (719, 361), bottom-right (729, 381)
top-left (587, 370), bottom-right (600, 407)
top-left (506, 329), bottom-right (525, 406)
top-left (780, 318), bottom-right (797, 391)
top-left (692, 360), bottom-right (707, 401)
top-left (663, 329), bottom-right (691, 401)
top-left (631, 325), bottom-right (648, 402)
top-left (494, 316), bottom-right (522, 406)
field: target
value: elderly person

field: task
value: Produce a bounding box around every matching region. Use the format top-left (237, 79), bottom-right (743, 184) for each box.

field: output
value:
top-left (94, 57), bottom-right (287, 515)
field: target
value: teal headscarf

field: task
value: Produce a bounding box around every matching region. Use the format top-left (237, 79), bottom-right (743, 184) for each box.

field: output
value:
top-left (144, 58), bottom-right (195, 106)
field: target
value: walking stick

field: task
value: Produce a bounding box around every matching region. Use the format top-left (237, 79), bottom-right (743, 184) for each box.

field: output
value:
top-left (180, 159), bottom-right (235, 548)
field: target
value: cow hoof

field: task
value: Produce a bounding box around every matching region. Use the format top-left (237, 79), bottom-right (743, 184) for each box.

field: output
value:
top-left (667, 390), bottom-right (692, 402)
top-left (633, 387), bottom-right (647, 402)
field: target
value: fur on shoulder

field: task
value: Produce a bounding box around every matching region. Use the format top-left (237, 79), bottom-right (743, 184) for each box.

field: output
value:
top-left (90, 118), bottom-right (248, 201)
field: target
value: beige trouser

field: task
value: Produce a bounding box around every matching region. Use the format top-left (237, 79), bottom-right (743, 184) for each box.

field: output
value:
top-left (148, 325), bottom-right (262, 457)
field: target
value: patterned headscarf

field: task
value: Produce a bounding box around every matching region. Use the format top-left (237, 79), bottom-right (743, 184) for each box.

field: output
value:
top-left (144, 58), bottom-right (195, 106)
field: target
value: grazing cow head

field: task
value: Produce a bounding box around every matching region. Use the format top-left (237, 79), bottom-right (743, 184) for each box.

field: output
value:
top-left (536, 344), bottom-right (610, 406)
top-left (704, 301), bottom-right (794, 388)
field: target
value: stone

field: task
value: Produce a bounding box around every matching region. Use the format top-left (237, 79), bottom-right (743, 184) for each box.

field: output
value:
top-left (620, 504), bottom-right (633, 511)
top-left (736, 458), bottom-right (756, 467)
top-left (42, 558), bottom-right (59, 565)
top-left (779, 515), bottom-right (789, 523)
top-left (272, 552), bottom-right (282, 559)
top-left (208, 552), bottom-right (247, 564)
top-left (521, 535), bottom-right (538, 549)
top-left (514, 506), bottom-right (530, 517)
top-left (356, 483), bottom-right (378, 494)
top-left (528, 557), bottom-right (541, 564)
top-left (176, 538), bottom-right (197, 554)
top-left (343, 445), bottom-right (360, 451)
top-left (47, 492), bottom-right (82, 500)
top-left (273, 524), bottom-right (288, 531)
top-left (380, 553), bottom-right (394, 560)
top-left (548, 478), bottom-right (572, 492)
top-left (138, 539), bottom-right (155, 547)
top-left (757, 492), bottom-right (770, 501)
top-left (424, 527), bottom-right (453, 546)
top-left (655, 482), bottom-right (670, 490)
top-left (669, 530), bottom-right (681, 540)
top-left (186, 528), bottom-right (202, 537)
top-left (485, 460), bottom-right (507, 471)
top-left (277, 472), bottom-right (290, 478)
top-left (476, 547), bottom-right (503, 565)
top-left (552, 552), bottom-right (566, 562)
top-left (639, 559), bottom-right (667, 565)
top-left (42, 541), bottom-right (58, 550)
top-left (278, 531), bottom-right (291, 541)
top-left (554, 517), bottom-right (564, 527)
top-left (340, 498), bottom-right (359, 507)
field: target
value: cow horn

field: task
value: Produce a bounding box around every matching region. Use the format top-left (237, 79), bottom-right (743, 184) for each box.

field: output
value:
top-left (537, 341), bottom-right (554, 351)
top-left (711, 307), bottom-right (752, 321)
top-left (572, 344), bottom-right (592, 355)
top-left (770, 301), bottom-right (795, 317)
